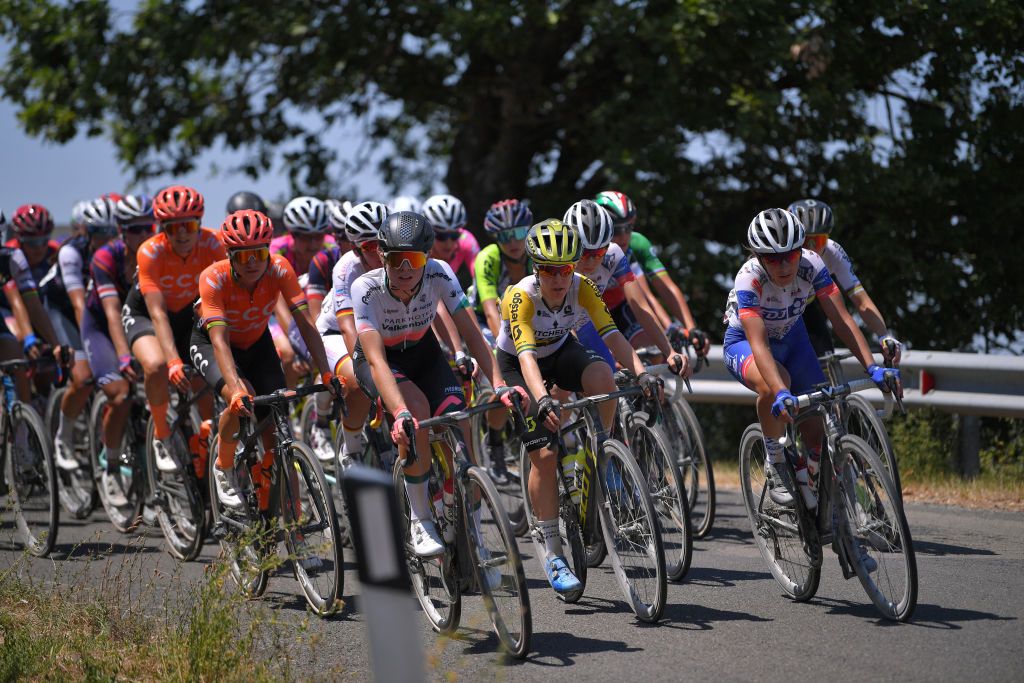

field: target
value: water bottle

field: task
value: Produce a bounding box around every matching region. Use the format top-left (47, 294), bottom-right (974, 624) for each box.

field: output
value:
top-left (561, 450), bottom-right (585, 506)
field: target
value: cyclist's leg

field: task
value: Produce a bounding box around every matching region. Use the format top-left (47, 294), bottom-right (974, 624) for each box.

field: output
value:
top-left (552, 336), bottom-right (616, 431)
top-left (51, 309), bottom-right (93, 435)
top-left (125, 309), bottom-right (172, 439)
top-left (82, 309), bottom-right (132, 468)
top-left (0, 335), bottom-right (31, 402)
top-left (786, 319), bottom-right (828, 450)
top-left (270, 318), bottom-right (301, 389)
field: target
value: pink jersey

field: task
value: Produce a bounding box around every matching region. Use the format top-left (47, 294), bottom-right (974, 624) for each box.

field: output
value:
top-left (441, 229), bottom-right (480, 290)
top-left (270, 233), bottom-right (337, 272)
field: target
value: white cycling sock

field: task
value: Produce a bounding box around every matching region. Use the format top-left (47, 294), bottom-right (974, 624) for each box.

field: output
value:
top-left (57, 411), bottom-right (73, 445)
top-left (405, 479), bottom-right (432, 523)
top-left (763, 436), bottom-right (784, 465)
top-left (315, 392), bottom-right (332, 427)
top-left (340, 424), bottom-right (363, 457)
top-left (537, 518), bottom-right (562, 560)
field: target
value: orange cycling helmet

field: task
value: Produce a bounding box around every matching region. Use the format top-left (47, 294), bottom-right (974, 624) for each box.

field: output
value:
top-left (153, 185), bottom-right (205, 222)
top-left (220, 210), bottom-right (274, 249)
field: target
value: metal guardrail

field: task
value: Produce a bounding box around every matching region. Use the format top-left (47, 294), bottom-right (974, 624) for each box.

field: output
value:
top-left (675, 345), bottom-right (1024, 419)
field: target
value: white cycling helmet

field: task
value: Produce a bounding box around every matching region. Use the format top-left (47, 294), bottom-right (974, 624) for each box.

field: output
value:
top-left (563, 199), bottom-right (614, 250)
top-left (70, 200), bottom-right (90, 227)
top-left (324, 198), bottom-right (352, 234)
top-left (81, 197), bottom-right (119, 231)
top-left (115, 194), bottom-right (154, 226)
top-left (422, 193), bottom-right (467, 232)
top-left (283, 196), bottom-right (329, 234)
top-left (391, 195), bottom-right (421, 214)
top-left (345, 201), bottom-right (390, 244)
top-left (747, 208), bottom-right (805, 254)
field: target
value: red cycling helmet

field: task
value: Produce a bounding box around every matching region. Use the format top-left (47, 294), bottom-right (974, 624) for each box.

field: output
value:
top-left (153, 185), bottom-right (205, 222)
top-left (220, 210), bottom-right (274, 249)
top-left (11, 204), bottom-right (55, 236)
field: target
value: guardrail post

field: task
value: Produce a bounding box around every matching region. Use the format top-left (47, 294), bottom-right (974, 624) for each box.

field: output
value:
top-left (958, 415), bottom-right (981, 479)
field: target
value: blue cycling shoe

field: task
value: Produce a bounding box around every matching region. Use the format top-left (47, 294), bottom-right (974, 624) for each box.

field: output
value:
top-left (545, 555), bottom-right (581, 594)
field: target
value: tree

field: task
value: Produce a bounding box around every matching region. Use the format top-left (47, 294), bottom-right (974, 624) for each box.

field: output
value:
top-left (2, 0), bottom-right (1022, 350)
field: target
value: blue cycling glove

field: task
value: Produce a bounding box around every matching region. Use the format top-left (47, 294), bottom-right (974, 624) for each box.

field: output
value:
top-left (771, 389), bottom-right (796, 418)
top-left (867, 364), bottom-right (899, 390)
top-left (22, 333), bottom-right (40, 354)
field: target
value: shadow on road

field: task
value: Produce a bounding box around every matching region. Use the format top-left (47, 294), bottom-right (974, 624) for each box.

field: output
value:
top-left (913, 539), bottom-right (997, 557)
top-left (694, 523), bottom-right (753, 546)
top-left (658, 601), bottom-right (773, 630)
top-left (684, 565), bottom-right (772, 587)
top-left (816, 597), bottom-right (1017, 629)
top-left (48, 541), bottom-right (160, 561)
top-left (518, 630), bottom-right (642, 666)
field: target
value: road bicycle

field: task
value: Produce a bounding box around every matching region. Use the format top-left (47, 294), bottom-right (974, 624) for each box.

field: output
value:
top-left (209, 383), bottom-right (343, 616)
top-left (393, 399), bottom-right (532, 659)
top-left (1, 358), bottom-right (59, 557)
top-left (738, 373), bottom-right (917, 621)
top-left (467, 377), bottom-right (527, 536)
top-left (45, 381), bottom-right (97, 519)
top-left (519, 380), bottom-right (667, 623)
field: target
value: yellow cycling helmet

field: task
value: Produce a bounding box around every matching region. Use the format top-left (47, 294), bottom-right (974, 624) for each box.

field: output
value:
top-left (525, 218), bottom-right (582, 265)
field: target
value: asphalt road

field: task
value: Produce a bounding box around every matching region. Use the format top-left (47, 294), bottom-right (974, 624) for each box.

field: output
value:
top-left (2, 487), bottom-right (1021, 682)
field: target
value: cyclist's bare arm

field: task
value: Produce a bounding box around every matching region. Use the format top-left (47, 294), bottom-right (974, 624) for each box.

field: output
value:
top-left (357, 328), bottom-right (407, 417)
top-left (605, 330), bottom-right (647, 378)
top-left (337, 312), bottom-right (358, 357)
top-left (432, 301), bottom-right (463, 354)
top-left (451, 307), bottom-right (503, 389)
top-left (23, 291), bottom-right (59, 345)
top-left (308, 295), bottom-right (323, 322)
top-left (848, 289), bottom-right (900, 363)
top-left (651, 272), bottom-right (697, 332)
top-left (69, 289), bottom-right (86, 327)
top-left (101, 296), bottom-right (133, 359)
top-left (142, 290), bottom-right (182, 361)
top-left (819, 290), bottom-right (876, 370)
top-left (482, 298), bottom-right (502, 339)
top-left (293, 307), bottom-right (332, 377)
top-left (4, 283), bottom-right (33, 341)
top-left (623, 279), bottom-right (673, 357)
top-left (274, 294), bottom-right (294, 334)
top-left (635, 273), bottom-right (672, 328)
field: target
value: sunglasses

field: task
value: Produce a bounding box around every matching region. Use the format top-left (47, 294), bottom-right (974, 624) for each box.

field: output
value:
top-left (582, 247), bottom-right (608, 259)
top-left (804, 234), bottom-right (827, 251)
top-left (162, 218), bottom-right (200, 234)
top-left (537, 263), bottom-right (575, 278)
top-left (496, 227), bottom-right (529, 244)
top-left (383, 250), bottom-right (428, 269)
top-left (435, 230), bottom-right (461, 242)
top-left (292, 232), bottom-right (325, 243)
top-left (358, 240), bottom-right (381, 254)
top-left (612, 222), bottom-right (634, 235)
top-left (229, 247), bottom-right (270, 264)
top-left (18, 236), bottom-right (51, 248)
top-left (760, 249), bottom-right (802, 265)
top-left (122, 223), bottom-right (154, 236)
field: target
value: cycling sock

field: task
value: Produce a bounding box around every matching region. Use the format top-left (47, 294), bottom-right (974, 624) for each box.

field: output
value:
top-left (486, 427), bottom-right (504, 447)
top-left (537, 518), bottom-right (562, 560)
top-left (56, 411), bottom-right (72, 445)
top-left (217, 438), bottom-right (236, 470)
top-left (404, 473), bottom-right (431, 522)
top-left (315, 392), bottom-right (332, 427)
top-left (150, 401), bottom-right (171, 440)
top-left (763, 436), bottom-right (784, 465)
top-left (341, 423), bottom-right (363, 456)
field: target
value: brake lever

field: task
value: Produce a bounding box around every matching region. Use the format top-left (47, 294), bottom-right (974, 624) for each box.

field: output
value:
top-left (402, 419), bottom-right (418, 467)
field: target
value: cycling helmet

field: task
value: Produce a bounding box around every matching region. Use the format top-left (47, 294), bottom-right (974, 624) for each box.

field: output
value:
top-left (115, 194), bottom-right (154, 226)
top-left (786, 198), bottom-right (834, 235)
top-left (563, 199), bottom-right (613, 249)
top-left (391, 195), bottom-right (421, 214)
top-left (81, 197), bottom-right (119, 232)
top-left (283, 196), bottom-right (329, 233)
top-left (11, 204), bottom-right (54, 236)
top-left (525, 219), bottom-right (582, 265)
top-left (344, 201), bottom-right (390, 244)
top-left (747, 208), bottom-right (805, 254)
top-left (153, 185), bottom-right (204, 222)
top-left (483, 199), bottom-right (533, 234)
top-left (422, 194), bottom-right (467, 232)
top-left (595, 190), bottom-right (637, 230)
top-left (71, 201), bottom-right (91, 227)
top-left (378, 211), bottom-right (435, 253)
top-left (226, 190), bottom-right (267, 215)
top-left (220, 210), bottom-right (274, 249)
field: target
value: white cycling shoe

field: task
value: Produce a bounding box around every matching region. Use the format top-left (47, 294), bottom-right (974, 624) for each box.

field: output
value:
top-left (310, 425), bottom-right (335, 465)
top-left (153, 439), bottom-right (180, 474)
top-left (214, 464), bottom-right (244, 510)
top-left (410, 519), bottom-right (445, 557)
top-left (54, 440), bottom-right (80, 471)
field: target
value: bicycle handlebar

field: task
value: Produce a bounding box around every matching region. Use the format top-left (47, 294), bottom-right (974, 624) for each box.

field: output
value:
top-left (400, 395), bottom-right (528, 468)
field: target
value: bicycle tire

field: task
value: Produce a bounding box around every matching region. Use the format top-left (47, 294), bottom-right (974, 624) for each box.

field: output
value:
top-left (282, 440), bottom-right (344, 616)
top-left (146, 408), bottom-right (205, 561)
top-left (461, 465), bottom-right (532, 659)
top-left (392, 455), bottom-right (462, 633)
top-left (597, 438), bottom-right (667, 622)
top-left (45, 387), bottom-right (95, 519)
top-left (207, 433), bottom-right (271, 599)
top-left (519, 444), bottom-right (588, 603)
top-left (88, 394), bottom-right (144, 533)
top-left (835, 435), bottom-right (917, 622)
top-left (629, 414), bottom-right (693, 582)
top-left (738, 424), bottom-right (820, 602)
top-left (667, 394), bottom-right (716, 538)
top-left (4, 401), bottom-right (59, 557)
top-left (471, 410), bottom-right (528, 537)
top-left (844, 394), bottom-right (902, 497)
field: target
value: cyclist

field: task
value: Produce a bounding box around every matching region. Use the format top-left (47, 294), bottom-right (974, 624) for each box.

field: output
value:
top-left (307, 200), bottom-right (354, 322)
top-left (70, 201), bottom-right (90, 238)
top-left (6, 204), bottom-right (61, 283)
top-left (123, 185), bottom-right (225, 474)
top-left (496, 218), bottom-right (668, 594)
top-left (422, 193), bottom-right (480, 292)
top-left (351, 211), bottom-right (525, 557)
top-left (80, 203), bottom-right (153, 503)
top-left (788, 199), bottom-right (901, 365)
top-left (566, 199), bottom-right (689, 375)
top-left (722, 208), bottom-right (898, 523)
top-left (226, 190), bottom-right (267, 215)
top-left (595, 190), bottom-right (711, 357)
top-left (391, 196), bottom-right (421, 214)
top-left (192, 209), bottom-right (340, 512)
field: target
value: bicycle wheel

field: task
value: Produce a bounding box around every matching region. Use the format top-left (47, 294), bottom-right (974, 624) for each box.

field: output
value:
top-left (45, 388), bottom-right (95, 519)
top-left (665, 394), bottom-right (715, 537)
top-left (282, 441), bottom-right (344, 616)
top-left (629, 414), bottom-right (692, 582)
top-left (88, 394), bottom-right (144, 533)
top-left (597, 438), bottom-right (667, 622)
top-left (393, 456), bottom-right (462, 633)
top-left (834, 435), bottom-right (917, 622)
top-left (207, 433), bottom-right (271, 599)
top-left (738, 424), bottom-right (820, 601)
top-left (844, 394), bottom-right (902, 497)
top-left (471, 410), bottom-right (528, 537)
top-left (518, 444), bottom-right (588, 603)
top-left (4, 401), bottom-right (58, 557)
top-left (146, 409), bottom-right (205, 561)
top-left (461, 465), bottom-right (531, 659)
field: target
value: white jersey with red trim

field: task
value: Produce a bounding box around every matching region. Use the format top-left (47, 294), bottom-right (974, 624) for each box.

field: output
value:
top-left (819, 239), bottom-right (862, 296)
top-left (352, 259), bottom-right (469, 350)
top-left (724, 251), bottom-right (838, 340)
top-left (315, 250), bottom-right (367, 335)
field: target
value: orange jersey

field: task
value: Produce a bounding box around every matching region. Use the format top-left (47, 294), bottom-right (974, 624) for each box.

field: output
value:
top-left (136, 228), bottom-right (226, 312)
top-left (199, 255), bottom-right (308, 349)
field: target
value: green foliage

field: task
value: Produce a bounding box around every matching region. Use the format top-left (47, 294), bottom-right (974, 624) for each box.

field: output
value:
top-left (887, 408), bottom-right (960, 479)
top-left (1, 0), bottom-right (1022, 350)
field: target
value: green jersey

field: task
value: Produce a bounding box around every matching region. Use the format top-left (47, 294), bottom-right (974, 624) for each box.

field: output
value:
top-left (626, 231), bottom-right (667, 278)
top-left (472, 244), bottom-right (533, 314)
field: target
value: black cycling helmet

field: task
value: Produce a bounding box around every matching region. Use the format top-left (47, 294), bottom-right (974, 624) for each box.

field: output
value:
top-left (378, 211), bottom-right (435, 253)
top-left (786, 198), bottom-right (834, 235)
top-left (226, 191), bottom-right (268, 215)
